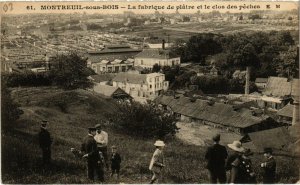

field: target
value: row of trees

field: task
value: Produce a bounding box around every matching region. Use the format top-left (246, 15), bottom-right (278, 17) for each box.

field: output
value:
top-left (4, 53), bottom-right (94, 90)
top-left (171, 31), bottom-right (299, 79)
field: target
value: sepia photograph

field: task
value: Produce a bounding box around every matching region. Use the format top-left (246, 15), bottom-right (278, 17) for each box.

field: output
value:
top-left (0, 1), bottom-right (299, 184)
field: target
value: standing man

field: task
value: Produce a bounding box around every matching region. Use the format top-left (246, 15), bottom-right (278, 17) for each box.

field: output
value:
top-left (261, 147), bottom-right (276, 184)
top-left (205, 134), bottom-right (228, 183)
top-left (39, 120), bottom-right (52, 165)
top-left (81, 127), bottom-right (101, 181)
top-left (94, 124), bottom-right (109, 169)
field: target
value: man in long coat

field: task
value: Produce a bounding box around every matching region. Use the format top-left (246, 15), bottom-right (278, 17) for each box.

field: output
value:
top-left (81, 127), bottom-right (101, 181)
top-left (39, 120), bottom-right (52, 165)
top-left (205, 134), bottom-right (228, 183)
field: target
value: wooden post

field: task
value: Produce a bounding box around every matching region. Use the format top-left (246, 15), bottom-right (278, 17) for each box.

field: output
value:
top-left (245, 66), bottom-right (250, 95)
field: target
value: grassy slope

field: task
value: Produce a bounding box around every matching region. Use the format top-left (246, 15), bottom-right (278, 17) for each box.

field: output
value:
top-left (2, 87), bottom-right (299, 183)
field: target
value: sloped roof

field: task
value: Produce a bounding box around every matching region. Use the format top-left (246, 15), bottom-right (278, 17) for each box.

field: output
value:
top-left (247, 127), bottom-right (290, 152)
top-left (135, 49), bottom-right (178, 59)
top-left (155, 95), bottom-right (268, 128)
top-left (95, 85), bottom-right (119, 97)
top-left (94, 85), bottom-right (130, 98)
top-left (277, 103), bottom-right (293, 118)
top-left (255, 78), bottom-right (268, 83)
top-left (112, 72), bottom-right (147, 84)
top-left (263, 77), bottom-right (291, 97)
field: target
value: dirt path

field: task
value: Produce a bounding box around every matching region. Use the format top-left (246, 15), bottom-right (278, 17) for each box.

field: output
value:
top-left (176, 122), bottom-right (241, 146)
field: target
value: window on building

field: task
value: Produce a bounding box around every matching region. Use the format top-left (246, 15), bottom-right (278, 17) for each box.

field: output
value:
top-left (141, 60), bottom-right (143, 65)
top-left (150, 85), bottom-right (152, 88)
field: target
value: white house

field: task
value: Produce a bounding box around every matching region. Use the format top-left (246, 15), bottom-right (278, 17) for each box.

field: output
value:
top-left (112, 71), bottom-right (169, 102)
top-left (134, 43), bottom-right (180, 70)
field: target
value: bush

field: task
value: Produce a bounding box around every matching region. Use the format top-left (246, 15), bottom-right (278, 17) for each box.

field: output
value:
top-left (49, 52), bottom-right (94, 90)
top-left (107, 101), bottom-right (178, 139)
top-left (1, 77), bottom-right (23, 130)
top-left (3, 71), bottom-right (53, 87)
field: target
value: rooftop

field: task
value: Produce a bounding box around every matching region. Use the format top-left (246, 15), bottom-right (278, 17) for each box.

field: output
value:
top-left (113, 72), bottom-right (148, 84)
top-left (247, 127), bottom-right (290, 152)
top-left (135, 49), bottom-right (179, 59)
top-left (277, 103), bottom-right (293, 118)
top-left (263, 77), bottom-right (292, 97)
top-left (255, 78), bottom-right (268, 83)
top-left (156, 95), bottom-right (269, 129)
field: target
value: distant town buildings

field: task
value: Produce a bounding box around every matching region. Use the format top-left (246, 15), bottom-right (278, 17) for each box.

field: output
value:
top-left (112, 71), bottom-right (169, 102)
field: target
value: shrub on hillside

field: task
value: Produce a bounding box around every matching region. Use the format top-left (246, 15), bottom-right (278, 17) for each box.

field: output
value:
top-left (107, 101), bottom-right (178, 139)
top-left (3, 71), bottom-right (52, 87)
top-left (1, 77), bottom-right (23, 130)
top-left (49, 52), bottom-right (94, 89)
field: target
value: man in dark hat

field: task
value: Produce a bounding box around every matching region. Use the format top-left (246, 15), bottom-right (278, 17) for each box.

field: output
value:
top-left (94, 123), bottom-right (109, 169)
top-left (38, 120), bottom-right (52, 165)
top-left (261, 147), bottom-right (276, 183)
top-left (81, 127), bottom-right (102, 181)
top-left (205, 133), bottom-right (228, 183)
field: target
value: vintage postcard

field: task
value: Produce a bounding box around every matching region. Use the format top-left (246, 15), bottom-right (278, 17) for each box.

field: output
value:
top-left (1, 1), bottom-right (299, 184)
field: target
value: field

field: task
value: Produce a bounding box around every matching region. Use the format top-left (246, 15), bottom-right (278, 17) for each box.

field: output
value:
top-left (124, 22), bottom-right (299, 42)
top-left (2, 87), bottom-right (299, 183)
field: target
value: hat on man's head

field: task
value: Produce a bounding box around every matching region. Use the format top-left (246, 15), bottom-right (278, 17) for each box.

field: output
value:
top-left (111, 145), bottom-right (117, 149)
top-left (154, 140), bottom-right (165, 147)
top-left (264, 147), bottom-right (273, 154)
top-left (212, 133), bottom-right (220, 142)
top-left (95, 124), bottom-right (102, 129)
top-left (88, 127), bottom-right (96, 131)
top-left (227, 141), bottom-right (245, 153)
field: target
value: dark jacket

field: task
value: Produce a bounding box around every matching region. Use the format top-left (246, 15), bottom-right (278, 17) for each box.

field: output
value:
top-left (262, 156), bottom-right (276, 183)
top-left (111, 153), bottom-right (121, 167)
top-left (81, 134), bottom-right (99, 162)
top-left (229, 156), bottom-right (256, 184)
top-left (39, 128), bottom-right (52, 148)
top-left (205, 143), bottom-right (228, 171)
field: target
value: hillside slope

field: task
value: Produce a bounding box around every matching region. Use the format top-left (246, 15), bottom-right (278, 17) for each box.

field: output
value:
top-left (3, 87), bottom-right (209, 184)
top-left (2, 87), bottom-right (299, 183)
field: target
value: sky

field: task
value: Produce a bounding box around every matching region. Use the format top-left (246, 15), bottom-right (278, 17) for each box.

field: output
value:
top-left (0, 1), bottom-right (298, 15)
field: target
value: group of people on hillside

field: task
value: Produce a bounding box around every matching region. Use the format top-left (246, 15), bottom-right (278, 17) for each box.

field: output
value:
top-left (78, 124), bottom-right (121, 182)
top-left (38, 121), bottom-right (122, 182)
top-left (38, 120), bottom-right (276, 184)
top-left (205, 134), bottom-right (276, 184)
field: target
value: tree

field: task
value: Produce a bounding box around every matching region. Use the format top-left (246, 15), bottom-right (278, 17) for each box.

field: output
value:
top-left (152, 63), bottom-right (161, 73)
top-left (107, 101), bottom-right (178, 139)
top-left (276, 46), bottom-right (299, 78)
top-left (49, 52), bottom-right (94, 89)
top-left (182, 16), bottom-right (190, 22)
top-left (184, 33), bottom-right (223, 64)
top-left (248, 14), bottom-right (261, 20)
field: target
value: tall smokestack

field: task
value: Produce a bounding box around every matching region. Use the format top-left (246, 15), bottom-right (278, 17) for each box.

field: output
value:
top-left (162, 39), bottom-right (165, 50)
top-left (292, 101), bottom-right (299, 125)
top-left (245, 66), bottom-right (250, 95)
